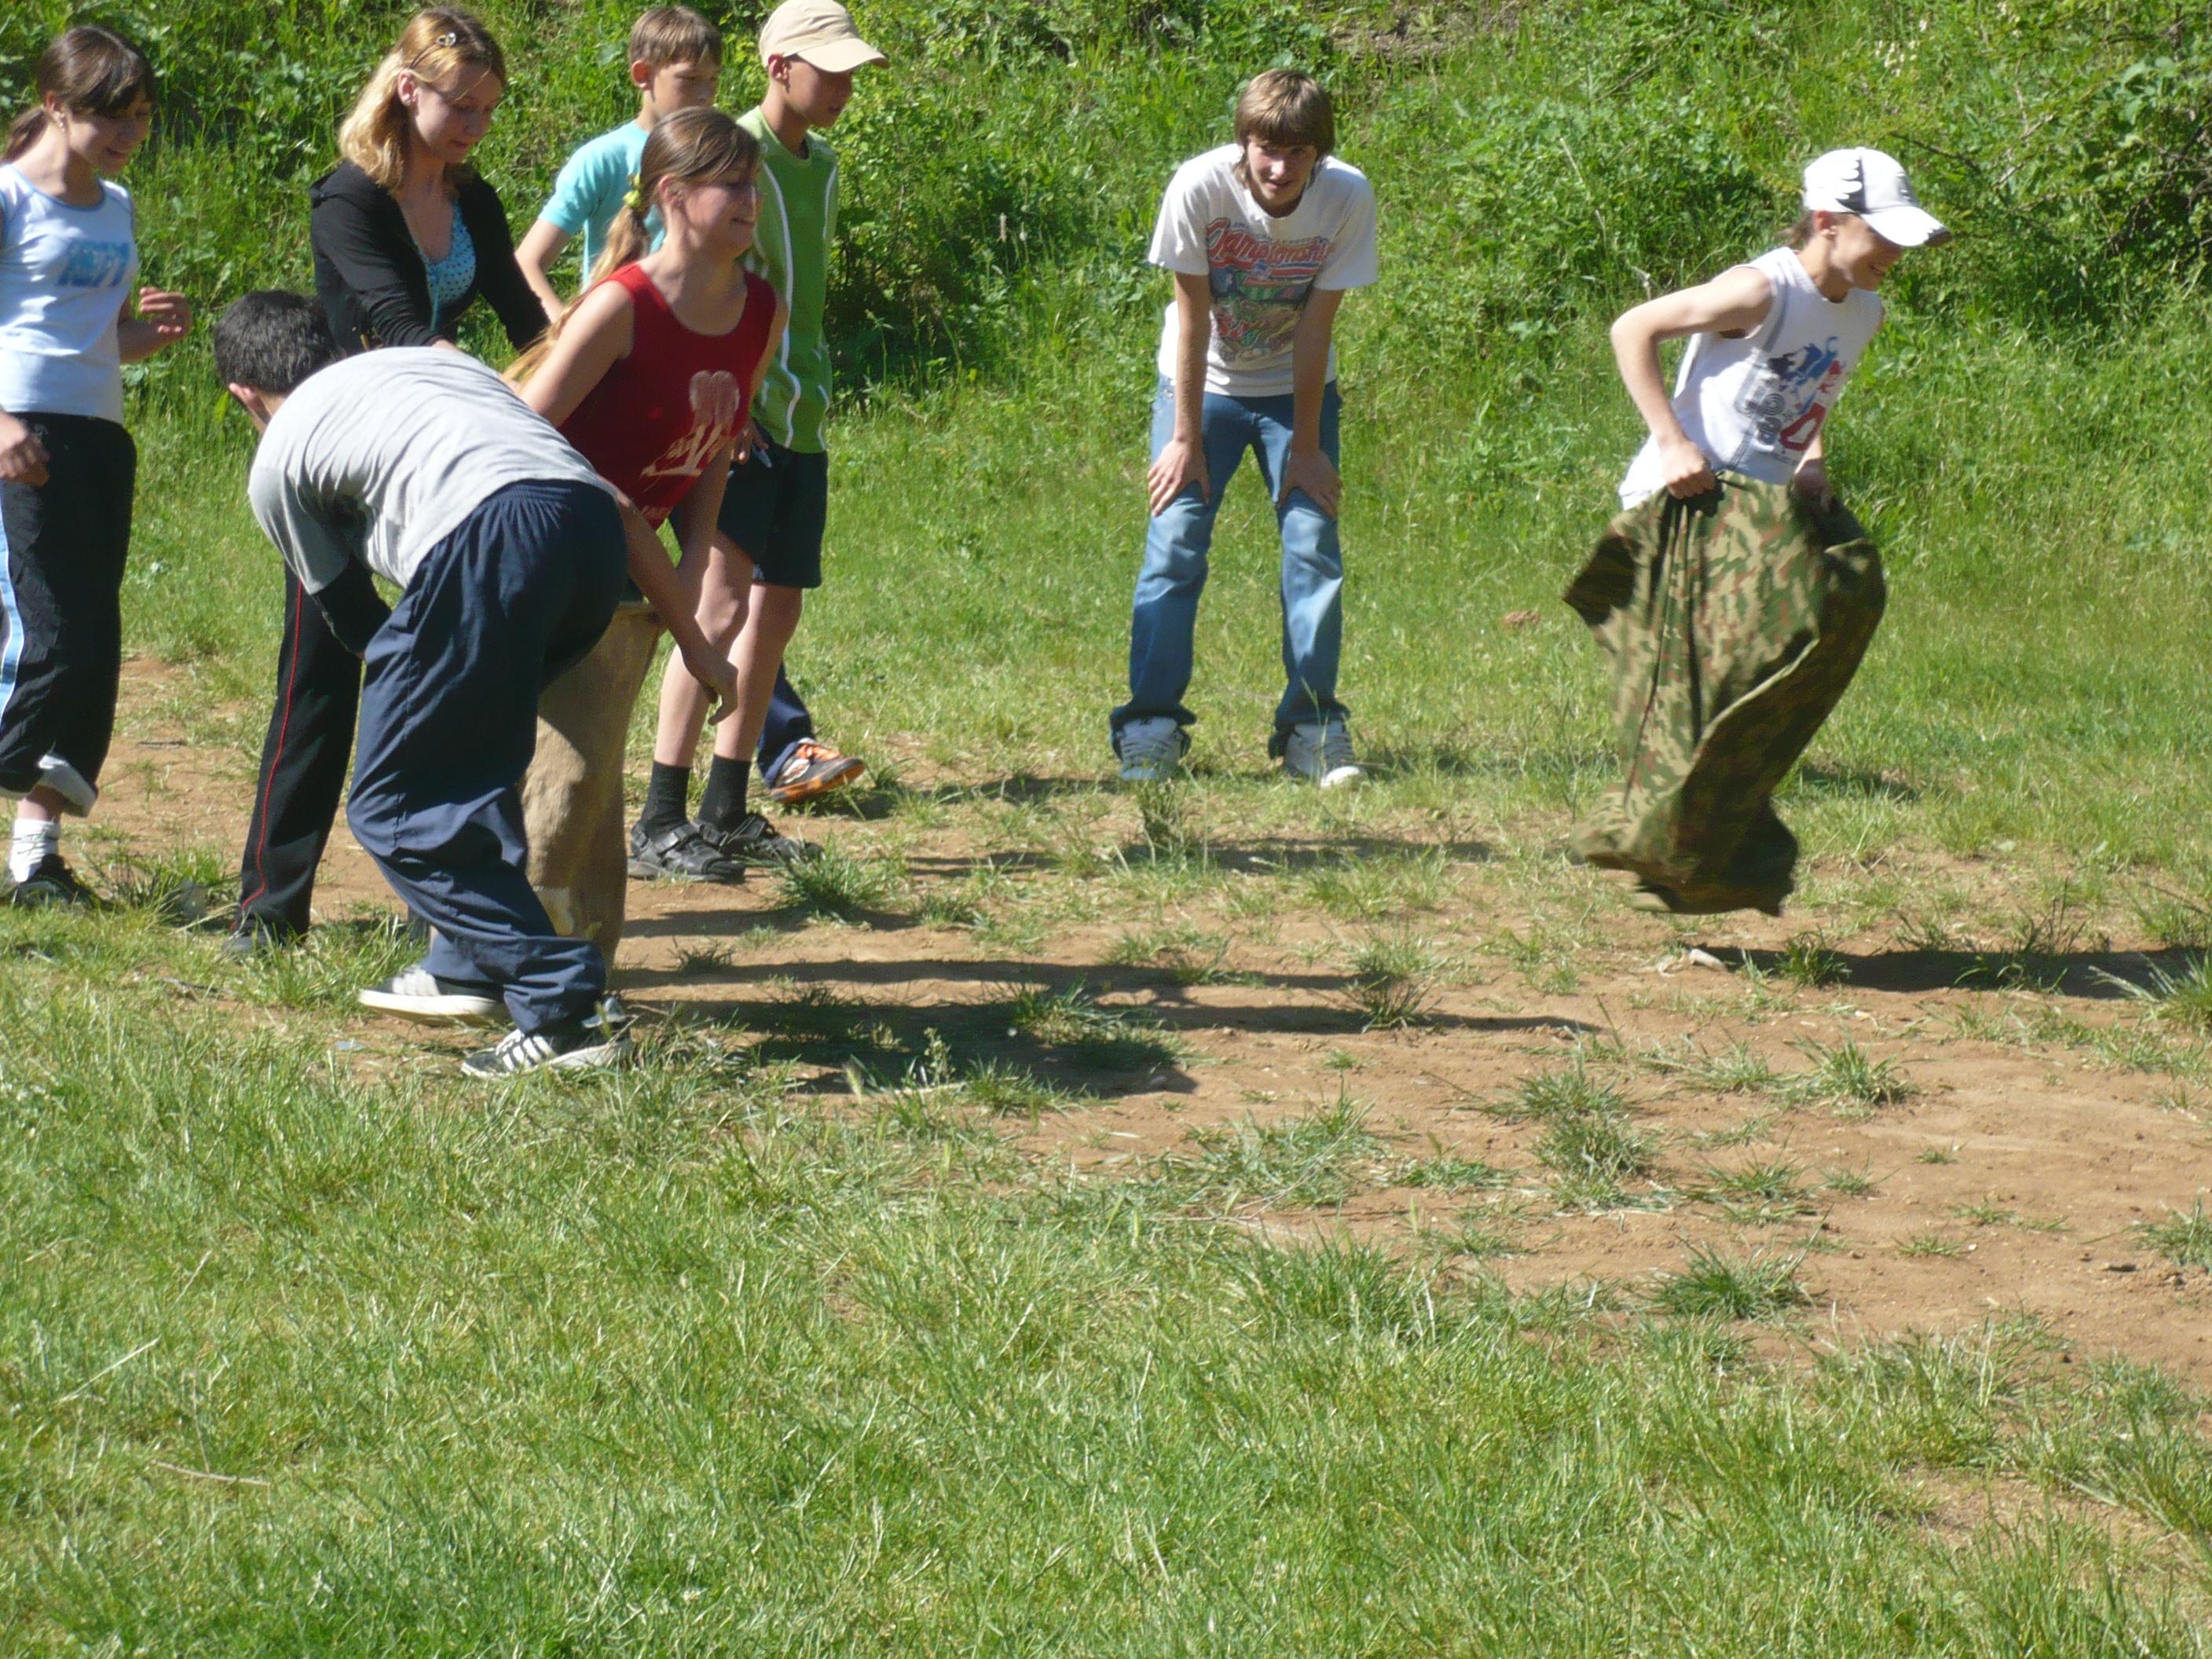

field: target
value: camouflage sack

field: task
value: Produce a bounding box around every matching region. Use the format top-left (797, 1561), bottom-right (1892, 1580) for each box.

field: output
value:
top-left (1562, 477), bottom-right (1885, 916)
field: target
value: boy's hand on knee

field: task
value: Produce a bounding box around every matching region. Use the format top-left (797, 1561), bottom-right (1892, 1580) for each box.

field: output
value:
top-left (1147, 438), bottom-right (1208, 517)
top-left (1279, 449), bottom-right (1342, 520)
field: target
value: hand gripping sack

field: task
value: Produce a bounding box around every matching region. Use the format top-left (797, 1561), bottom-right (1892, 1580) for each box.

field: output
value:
top-left (1562, 478), bottom-right (1885, 915)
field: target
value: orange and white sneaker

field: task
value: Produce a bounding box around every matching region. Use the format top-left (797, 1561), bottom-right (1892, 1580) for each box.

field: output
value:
top-left (763, 740), bottom-right (866, 804)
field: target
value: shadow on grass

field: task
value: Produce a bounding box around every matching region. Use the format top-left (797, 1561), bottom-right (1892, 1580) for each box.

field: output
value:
top-left (1719, 943), bottom-right (2203, 999)
top-left (635, 958), bottom-right (1593, 1097)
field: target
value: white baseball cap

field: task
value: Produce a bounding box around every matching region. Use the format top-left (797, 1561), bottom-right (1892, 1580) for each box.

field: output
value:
top-left (759, 0), bottom-right (887, 71)
top-left (1801, 148), bottom-right (1948, 247)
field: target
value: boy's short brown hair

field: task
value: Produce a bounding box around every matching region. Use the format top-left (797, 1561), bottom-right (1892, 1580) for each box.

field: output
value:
top-left (630, 5), bottom-right (723, 68)
top-left (1233, 69), bottom-right (1333, 158)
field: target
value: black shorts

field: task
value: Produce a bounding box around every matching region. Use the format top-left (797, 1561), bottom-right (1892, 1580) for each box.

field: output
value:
top-left (715, 438), bottom-right (827, 590)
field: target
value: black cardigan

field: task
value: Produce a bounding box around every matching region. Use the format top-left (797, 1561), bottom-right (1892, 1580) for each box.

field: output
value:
top-left (308, 161), bottom-right (544, 356)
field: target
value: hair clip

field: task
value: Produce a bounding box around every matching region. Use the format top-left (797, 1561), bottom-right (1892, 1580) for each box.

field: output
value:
top-left (622, 174), bottom-right (649, 214)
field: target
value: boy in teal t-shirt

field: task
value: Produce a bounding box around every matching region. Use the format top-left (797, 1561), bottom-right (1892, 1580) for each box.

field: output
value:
top-left (630, 0), bottom-right (887, 874)
top-left (515, 6), bottom-right (722, 324)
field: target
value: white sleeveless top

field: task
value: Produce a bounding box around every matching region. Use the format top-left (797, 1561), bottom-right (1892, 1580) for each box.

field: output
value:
top-left (0, 164), bottom-right (138, 425)
top-left (1619, 246), bottom-right (1883, 507)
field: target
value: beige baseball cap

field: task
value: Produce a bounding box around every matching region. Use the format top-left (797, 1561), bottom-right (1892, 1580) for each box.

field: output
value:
top-left (759, 0), bottom-right (887, 70)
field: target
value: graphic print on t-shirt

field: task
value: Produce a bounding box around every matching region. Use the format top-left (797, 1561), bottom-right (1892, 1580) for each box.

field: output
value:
top-left (57, 240), bottom-right (132, 291)
top-left (639, 372), bottom-right (745, 494)
top-left (1205, 218), bottom-right (1333, 365)
top-left (1745, 336), bottom-right (1846, 454)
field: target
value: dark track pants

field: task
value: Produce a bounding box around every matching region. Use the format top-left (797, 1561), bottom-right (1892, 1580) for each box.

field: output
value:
top-left (244, 577), bottom-right (819, 937)
top-left (0, 413), bottom-right (135, 811)
top-left (236, 568), bottom-right (364, 936)
top-left (346, 480), bottom-right (624, 1033)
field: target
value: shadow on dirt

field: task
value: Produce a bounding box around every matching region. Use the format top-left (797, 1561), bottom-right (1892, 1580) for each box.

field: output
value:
top-left (1716, 943), bottom-right (2203, 999)
top-left (633, 957), bottom-right (1593, 1097)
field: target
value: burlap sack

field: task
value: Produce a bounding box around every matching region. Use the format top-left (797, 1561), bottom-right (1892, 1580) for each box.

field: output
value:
top-left (522, 603), bottom-right (661, 960)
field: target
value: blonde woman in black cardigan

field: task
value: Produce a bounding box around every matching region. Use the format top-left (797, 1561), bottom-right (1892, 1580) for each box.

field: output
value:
top-left (229, 8), bottom-right (542, 954)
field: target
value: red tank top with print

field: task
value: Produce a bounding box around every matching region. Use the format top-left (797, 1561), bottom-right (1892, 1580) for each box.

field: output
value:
top-left (556, 262), bottom-right (776, 526)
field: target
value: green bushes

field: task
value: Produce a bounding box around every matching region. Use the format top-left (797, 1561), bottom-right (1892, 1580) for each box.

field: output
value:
top-left (9, 0), bottom-right (2212, 408)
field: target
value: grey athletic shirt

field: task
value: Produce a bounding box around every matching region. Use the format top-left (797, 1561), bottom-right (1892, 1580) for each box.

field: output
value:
top-left (247, 348), bottom-right (610, 594)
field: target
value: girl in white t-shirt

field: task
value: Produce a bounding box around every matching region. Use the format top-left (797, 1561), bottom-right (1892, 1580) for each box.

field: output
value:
top-left (0, 27), bottom-right (191, 906)
top-left (1612, 147), bottom-right (1946, 509)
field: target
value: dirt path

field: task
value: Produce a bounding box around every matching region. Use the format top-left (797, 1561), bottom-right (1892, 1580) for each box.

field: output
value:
top-left (90, 662), bottom-right (2212, 1386)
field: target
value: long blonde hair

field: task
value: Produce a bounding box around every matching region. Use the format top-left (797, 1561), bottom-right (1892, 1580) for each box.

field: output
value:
top-left (337, 9), bottom-right (505, 191)
top-left (508, 108), bottom-right (761, 386)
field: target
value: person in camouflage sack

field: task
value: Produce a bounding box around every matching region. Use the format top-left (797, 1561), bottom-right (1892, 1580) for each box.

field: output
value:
top-left (1573, 147), bottom-right (1946, 915)
top-left (1566, 479), bottom-right (1884, 914)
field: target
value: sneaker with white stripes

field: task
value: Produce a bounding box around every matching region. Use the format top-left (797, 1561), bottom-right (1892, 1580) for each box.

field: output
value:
top-left (1280, 717), bottom-right (1364, 789)
top-left (357, 963), bottom-right (504, 1024)
top-left (461, 1005), bottom-right (634, 1079)
top-left (1115, 716), bottom-right (1187, 783)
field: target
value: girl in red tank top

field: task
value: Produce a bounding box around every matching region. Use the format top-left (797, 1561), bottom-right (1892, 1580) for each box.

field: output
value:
top-left (508, 108), bottom-right (786, 944)
top-left (515, 107), bottom-right (786, 532)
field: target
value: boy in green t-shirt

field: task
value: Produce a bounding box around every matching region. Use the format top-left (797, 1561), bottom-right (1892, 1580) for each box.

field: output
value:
top-left (631, 0), bottom-right (887, 874)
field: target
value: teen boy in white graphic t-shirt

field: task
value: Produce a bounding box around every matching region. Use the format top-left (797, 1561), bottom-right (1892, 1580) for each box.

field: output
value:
top-left (1111, 69), bottom-right (1378, 787)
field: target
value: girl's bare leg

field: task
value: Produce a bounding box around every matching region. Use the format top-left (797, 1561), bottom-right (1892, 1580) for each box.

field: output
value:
top-left (712, 582), bottom-right (804, 767)
top-left (652, 533), bottom-right (753, 767)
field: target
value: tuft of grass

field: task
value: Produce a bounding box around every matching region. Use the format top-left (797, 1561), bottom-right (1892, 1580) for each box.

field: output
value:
top-left (1948, 1199), bottom-right (2063, 1231)
top-left (2133, 887), bottom-right (2212, 952)
top-left (1644, 1039), bottom-right (1780, 1095)
top-left (1790, 1038), bottom-right (1914, 1111)
top-left (2137, 1196), bottom-right (2212, 1269)
top-left (674, 941), bottom-right (736, 976)
top-left (1777, 932), bottom-right (1849, 990)
top-left (917, 887), bottom-right (991, 929)
top-left (1398, 1155), bottom-right (1511, 1192)
top-left (1452, 1215), bottom-right (1525, 1259)
top-left (1005, 983), bottom-right (1184, 1074)
top-left (1651, 1246), bottom-right (1809, 1320)
top-left (1918, 1145), bottom-right (1960, 1166)
top-left (1130, 780), bottom-right (1201, 862)
top-left (2102, 954), bottom-right (2212, 1032)
top-left (1106, 925), bottom-right (1247, 986)
top-left (1161, 1094), bottom-right (1383, 1210)
top-left (1536, 1113), bottom-right (1659, 1187)
top-left (1343, 934), bottom-right (1441, 1031)
top-left (1823, 1166), bottom-right (1878, 1196)
top-left (774, 845), bottom-right (905, 921)
top-left (961, 1060), bottom-right (1065, 1119)
top-left (1303, 848), bottom-right (1449, 922)
top-left (1702, 1159), bottom-right (1806, 1206)
top-left (1496, 1059), bottom-right (1627, 1123)
top-left (1897, 1232), bottom-right (1968, 1258)
top-left (236, 916), bottom-right (423, 1013)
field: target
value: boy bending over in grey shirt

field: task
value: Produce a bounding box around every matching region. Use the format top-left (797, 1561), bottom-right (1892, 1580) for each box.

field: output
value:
top-left (212, 290), bottom-right (738, 1077)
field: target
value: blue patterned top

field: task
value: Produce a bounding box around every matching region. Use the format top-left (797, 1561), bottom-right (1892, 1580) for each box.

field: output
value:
top-left (418, 200), bottom-right (475, 335)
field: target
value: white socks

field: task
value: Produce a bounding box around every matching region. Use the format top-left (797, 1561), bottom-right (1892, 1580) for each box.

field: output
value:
top-left (9, 818), bottom-right (57, 884)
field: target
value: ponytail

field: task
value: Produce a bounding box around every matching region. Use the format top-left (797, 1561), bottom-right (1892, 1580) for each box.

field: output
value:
top-left (5, 26), bottom-right (156, 163)
top-left (508, 108), bottom-right (757, 387)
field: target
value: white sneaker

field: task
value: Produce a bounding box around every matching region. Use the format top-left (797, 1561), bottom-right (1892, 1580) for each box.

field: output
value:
top-left (1282, 718), bottom-right (1364, 789)
top-left (358, 963), bottom-right (505, 1024)
top-left (460, 1009), bottom-right (634, 1079)
top-left (1116, 717), bottom-right (1186, 783)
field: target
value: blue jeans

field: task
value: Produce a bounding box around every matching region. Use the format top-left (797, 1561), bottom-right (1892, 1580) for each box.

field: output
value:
top-left (1111, 378), bottom-right (1346, 749)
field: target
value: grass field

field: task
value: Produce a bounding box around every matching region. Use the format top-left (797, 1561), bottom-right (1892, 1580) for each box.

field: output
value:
top-left (8, 0), bottom-right (2212, 1649)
